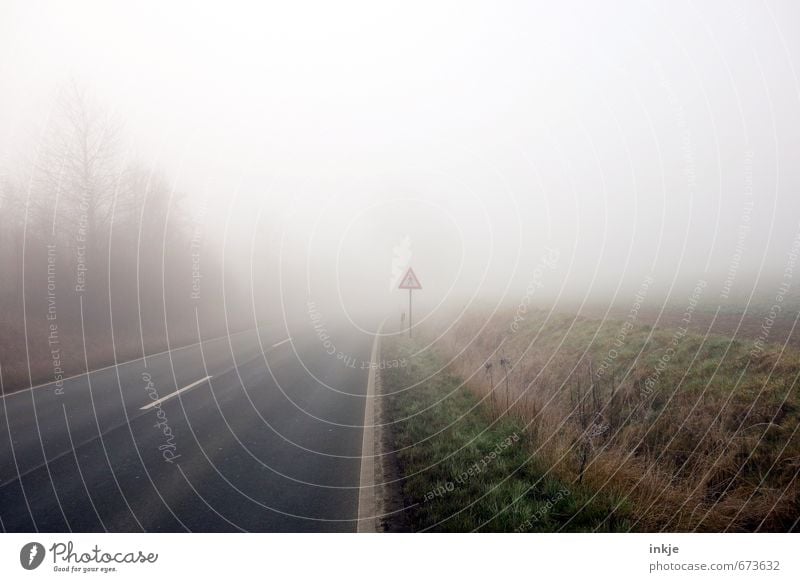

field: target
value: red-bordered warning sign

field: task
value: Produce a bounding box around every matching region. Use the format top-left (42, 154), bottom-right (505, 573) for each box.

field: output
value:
top-left (398, 267), bottom-right (422, 290)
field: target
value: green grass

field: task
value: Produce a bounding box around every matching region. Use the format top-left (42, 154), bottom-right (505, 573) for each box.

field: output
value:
top-left (382, 337), bottom-right (633, 532)
top-left (435, 308), bottom-right (800, 531)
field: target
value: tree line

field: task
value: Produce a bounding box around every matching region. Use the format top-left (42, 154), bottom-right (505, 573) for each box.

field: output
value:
top-left (0, 84), bottom-right (267, 393)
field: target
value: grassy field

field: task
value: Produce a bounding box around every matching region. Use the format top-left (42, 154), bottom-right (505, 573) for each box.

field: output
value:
top-left (381, 337), bottom-right (632, 532)
top-left (382, 304), bottom-right (800, 532)
top-left (428, 308), bottom-right (800, 532)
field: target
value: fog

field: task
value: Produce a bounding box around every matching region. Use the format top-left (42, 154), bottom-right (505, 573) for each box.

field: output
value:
top-left (2, 0), bottom-right (800, 338)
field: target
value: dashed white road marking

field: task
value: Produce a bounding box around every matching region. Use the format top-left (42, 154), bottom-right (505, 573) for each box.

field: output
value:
top-left (140, 375), bottom-right (213, 410)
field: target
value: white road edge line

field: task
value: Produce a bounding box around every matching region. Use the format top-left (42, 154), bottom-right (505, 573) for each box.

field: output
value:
top-left (357, 322), bottom-right (383, 533)
top-left (140, 375), bottom-right (213, 411)
top-left (2, 332), bottom-right (292, 402)
top-left (0, 326), bottom-right (264, 400)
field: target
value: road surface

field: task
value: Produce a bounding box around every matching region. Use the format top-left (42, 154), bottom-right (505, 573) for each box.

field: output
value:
top-left (0, 323), bottom-right (374, 532)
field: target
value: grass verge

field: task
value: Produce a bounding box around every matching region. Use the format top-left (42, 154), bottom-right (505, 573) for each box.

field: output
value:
top-left (435, 308), bottom-right (800, 531)
top-left (381, 336), bottom-right (632, 532)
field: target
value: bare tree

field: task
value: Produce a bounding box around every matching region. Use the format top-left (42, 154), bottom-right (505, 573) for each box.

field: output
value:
top-left (34, 81), bottom-right (126, 269)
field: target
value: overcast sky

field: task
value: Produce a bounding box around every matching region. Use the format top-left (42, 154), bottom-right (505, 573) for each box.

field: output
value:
top-left (2, 0), bottom-right (799, 328)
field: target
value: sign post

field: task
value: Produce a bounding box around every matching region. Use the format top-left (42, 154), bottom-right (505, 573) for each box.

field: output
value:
top-left (398, 267), bottom-right (422, 337)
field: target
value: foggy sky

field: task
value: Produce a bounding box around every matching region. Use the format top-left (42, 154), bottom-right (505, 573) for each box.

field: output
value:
top-left (2, 0), bottom-right (799, 330)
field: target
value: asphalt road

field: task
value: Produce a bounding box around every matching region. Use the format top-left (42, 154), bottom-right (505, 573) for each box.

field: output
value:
top-left (0, 323), bottom-right (374, 532)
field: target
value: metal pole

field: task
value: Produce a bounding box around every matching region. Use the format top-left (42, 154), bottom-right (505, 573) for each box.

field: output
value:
top-left (408, 288), bottom-right (412, 338)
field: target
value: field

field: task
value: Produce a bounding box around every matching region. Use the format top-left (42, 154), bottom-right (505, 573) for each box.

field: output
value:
top-left (380, 337), bottom-right (632, 532)
top-left (381, 305), bottom-right (800, 532)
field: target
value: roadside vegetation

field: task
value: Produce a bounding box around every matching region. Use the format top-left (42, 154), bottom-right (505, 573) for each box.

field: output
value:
top-left (437, 311), bottom-right (800, 531)
top-left (381, 336), bottom-right (632, 532)
top-left (383, 305), bottom-right (799, 532)
top-left (0, 85), bottom-right (275, 394)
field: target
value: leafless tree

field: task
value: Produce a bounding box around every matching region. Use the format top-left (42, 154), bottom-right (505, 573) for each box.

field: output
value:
top-left (34, 81), bottom-right (127, 263)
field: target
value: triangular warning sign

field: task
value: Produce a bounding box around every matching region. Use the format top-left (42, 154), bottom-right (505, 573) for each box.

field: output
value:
top-left (398, 267), bottom-right (422, 290)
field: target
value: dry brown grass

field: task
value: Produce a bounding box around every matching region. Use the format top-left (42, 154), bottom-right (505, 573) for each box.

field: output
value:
top-left (430, 308), bottom-right (800, 532)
